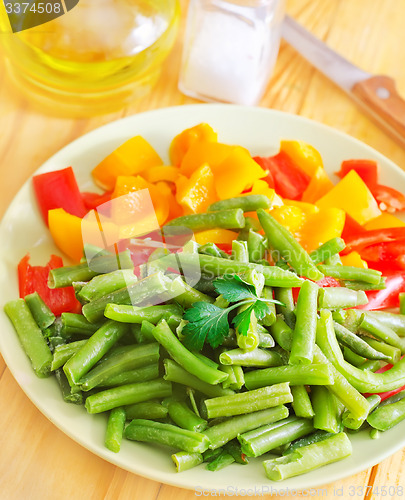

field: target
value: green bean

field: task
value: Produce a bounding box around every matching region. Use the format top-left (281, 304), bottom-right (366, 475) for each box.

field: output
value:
top-left (4, 299), bottom-right (53, 378)
top-left (239, 417), bottom-right (314, 457)
top-left (370, 428), bottom-right (380, 439)
top-left (101, 364), bottom-right (159, 387)
top-left (105, 407), bottom-right (126, 453)
top-left (225, 441), bottom-right (249, 464)
top-left (260, 287), bottom-right (277, 327)
top-left (220, 365), bottom-right (245, 391)
top-left (24, 292), bottom-right (55, 330)
top-left (209, 194), bottom-right (272, 213)
top-left (342, 347), bottom-right (366, 367)
top-left (244, 364), bottom-right (334, 390)
top-left (139, 320), bottom-right (156, 343)
top-left (400, 293), bottom-right (405, 315)
top-left (166, 209), bottom-right (245, 231)
top-left (79, 343), bottom-right (160, 391)
top-left (82, 272), bottom-right (170, 323)
top-left (48, 250), bottom-right (134, 288)
top-left (334, 322), bottom-right (390, 361)
top-left (324, 253), bottom-right (342, 266)
top-left (359, 359), bottom-right (383, 372)
top-left (258, 331), bottom-right (275, 348)
top-left (332, 308), bottom-right (362, 333)
top-left (235, 307), bottom-right (259, 352)
top-left (151, 320), bottom-right (227, 385)
top-left (203, 448), bottom-right (224, 463)
top-left (85, 378), bottom-right (172, 413)
top-left (359, 315), bottom-right (405, 352)
top-left (206, 450), bottom-right (235, 471)
top-left (263, 432), bottom-right (352, 481)
top-left (63, 320), bottom-right (128, 386)
top-left (125, 419), bottom-right (210, 453)
top-left (275, 258), bottom-right (291, 272)
top-left (274, 288), bottom-right (296, 328)
top-left (367, 397), bottom-right (405, 431)
top-left (289, 280), bottom-right (319, 365)
top-left (257, 209), bottom-right (323, 281)
top-left (269, 316), bottom-right (293, 351)
top-left (168, 276), bottom-right (214, 308)
top-left (172, 451), bottom-right (203, 472)
top-left (199, 243), bottom-right (230, 259)
top-left (310, 237), bottom-right (346, 264)
top-left (219, 348), bottom-right (283, 367)
top-left (316, 309), bottom-right (405, 393)
top-left (204, 383), bottom-right (292, 419)
top-left (232, 240), bottom-right (249, 263)
top-left (168, 401), bottom-right (207, 432)
top-left (104, 304), bottom-right (182, 324)
top-left (125, 401), bottom-right (168, 420)
top-left (291, 386), bottom-right (315, 418)
top-left (317, 265), bottom-right (382, 285)
top-left (342, 394), bottom-right (381, 430)
top-left (360, 336), bottom-right (401, 365)
top-left (51, 339), bottom-right (88, 371)
top-left (78, 269), bottom-right (138, 302)
top-left (54, 368), bottom-right (83, 404)
top-left (344, 278), bottom-right (386, 291)
top-left (60, 313), bottom-right (104, 338)
top-left (163, 359), bottom-right (234, 398)
top-left (204, 405), bottom-right (289, 450)
top-left (363, 311), bottom-right (405, 337)
top-left (283, 430), bottom-right (334, 455)
top-left (247, 229), bottom-right (267, 263)
top-left (318, 287), bottom-right (368, 309)
top-left (311, 386), bottom-right (342, 433)
top-left (165, 253), bottom-right (304, 288)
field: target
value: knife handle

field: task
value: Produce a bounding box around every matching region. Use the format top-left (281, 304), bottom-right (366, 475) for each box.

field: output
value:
top-left (352, 75), bottom-right (405, 145)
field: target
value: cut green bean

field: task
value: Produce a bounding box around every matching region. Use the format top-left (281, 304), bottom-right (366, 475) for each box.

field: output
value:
top-left (261, 287), bottom-right (277, 326)
top-left (364, 311), bottom-right (405, 337)
top-left (235, 306), bottom-right (259, 352)
top-left (166, 209), bottom-right (245, 231)
top-left (55, 368), bottom-right (83, 404)
top-left (263, 432), bottom-right (352, 481)
top-left (367, 397), bottom-right (405, 431)
top-left (104, 304), bottom-right (182, 324)
top-left (310, 238), bottom-right (346, 264)
top-left (24, 292), bottom-right (55, 330)
top-left (311, 386), bottom-right (342, 434)
top-left (105, 407), bottom-right (126, 453)
top-left (291, 386), bottom-right (315, 418)
top-left (247, 229), bottom-right (267, 263)
top-left (225, 441), bottom-right (249, 464)
top-left (172, 451), bottom-right (203, 472)
top-left (244, 363), bottom-right (334, 390)
top-left (318, 287), bottom-right (368, 309)
top-left (101, 363), bottom-right (159, 387)
top-left (317, 265), bottom-right (382, 285)
top-left (342, 347), bottom-right (366, 367)
top-left (344, 278), bottom-right (386, 291)
top-left (360, 336), bottom-right (401, 365)
top-left (199, 243), bottom-right (230, 259)
top-left (4, 299), bottom-right (53, 378)
top-left (359, 314), bottom-right (405, 352)
top-left (209, 195), bottom-right (272, 213)
top-left (334, 322), bottom-right (391, 361)
top-left (283, 430), bottom-right (334, 455)
top-left (85, 378), bottom-right (172, 413)
top-left (324, 253), bottom-right (342, 266)
top-left (289, 280), bottom-right (319, 365)
top-left (359, 359), bottom-right (383, 372)
top-left (204, 383), bottom-right (292, 419)
top-left (51, 339), bottom-right (88, 371)
top-left (168, 277), bottom-right (215, 308)
top-left (204, 405), bottom-right (289, 450)
top-left (270, 316), bottom-right (293, 351)
top-left (274, 288), bottom-right (296, 328)
top-left (258, 330), bottom-right (275, 348)
top-left (78, 269), bottom-right (138, 302)
top-left (168, 401), bottom-right (207, 432)
top-left (342, 394), bottom-right (381, 430)
top-left (206, 450), bottom-right (235, 471)
top-left (125, 418), bottom-right (210, 453)
top-left (232, 240), bottom-right (249, 263)
top-left (60, 313), bottom-right (104, 338)
top-left (219, 348), bottom-right (283, 367)
top-left (63, 320), bottom-right (128, 386)
top-left (257, 209), bottom-right (323, 281)
top-left (125, 401), bottom-right (168, 420)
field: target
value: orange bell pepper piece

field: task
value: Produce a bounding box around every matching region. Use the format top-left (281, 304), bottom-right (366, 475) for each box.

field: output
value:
top-left (92, 136), bottom-right (163, 191)
top-left (280, 140), bottom-right (323, 177)
top-left (213, 147), bottom-right (267, 200)
top-left (170, 123), bottom-right (218, 167)
top-left (142, 165), bottom-right (180, 184)
top-left (194, 229), bottom-right (238, 246)
top-left (270, 205), bottom-right (305, 234)
top-left (301, 166), bottom-right (334, 203)
top-left (176, 164), bottom-right (218, 214)
top-left (180, 141), bottom-right (234, 177)
top-left (316, 170), bottom-right (381, 225)
top-left (364, 213), bottom-right (405, 230)
top-left (48, 208), bottom-right (83, 263)
top-left (155, 181), bottom-right (183, 221)
top-left (300, 207), bottom-right (346, 253)
top-left (341, 251), bottom-right (368, 269)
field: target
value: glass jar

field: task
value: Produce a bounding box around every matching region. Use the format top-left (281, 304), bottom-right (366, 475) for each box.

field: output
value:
top-left (179, 0), bottom-right (284, 105)
top-left (0, 0), bottom-right (180, 116)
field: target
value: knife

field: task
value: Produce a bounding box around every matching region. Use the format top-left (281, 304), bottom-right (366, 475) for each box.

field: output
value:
top-left (282, 15), bottom-right (405, 148)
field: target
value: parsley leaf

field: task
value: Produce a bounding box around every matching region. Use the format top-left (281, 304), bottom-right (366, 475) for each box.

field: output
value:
top-left (232, 303), bottom-right (255, 335)
top-left (213, 275), bottom-right (257, 302)
top-left (253, 299), bottom-right (271, 321)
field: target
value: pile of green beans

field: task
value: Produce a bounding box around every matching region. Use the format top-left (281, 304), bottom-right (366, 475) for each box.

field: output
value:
top-left (6, 193), bottom-right (405, 483)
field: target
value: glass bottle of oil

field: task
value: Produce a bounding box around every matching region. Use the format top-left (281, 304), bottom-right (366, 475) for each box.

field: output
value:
top-left (0, 0), bottom-right (180, 116)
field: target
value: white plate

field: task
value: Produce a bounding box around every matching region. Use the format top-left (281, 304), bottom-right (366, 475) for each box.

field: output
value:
top-left (1, 104), bottom-right (405, 493)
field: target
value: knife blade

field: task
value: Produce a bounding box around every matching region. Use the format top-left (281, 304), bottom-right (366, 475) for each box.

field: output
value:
top-left (282, 15), bottom-right (405, 149)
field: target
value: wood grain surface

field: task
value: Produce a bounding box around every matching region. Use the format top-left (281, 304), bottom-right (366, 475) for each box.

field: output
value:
top-left (1, 0), bottom-right (405, 499)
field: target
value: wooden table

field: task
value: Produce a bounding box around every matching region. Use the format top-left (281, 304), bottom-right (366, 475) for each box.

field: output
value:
top-left (1, 0), bottom-right (405, 498)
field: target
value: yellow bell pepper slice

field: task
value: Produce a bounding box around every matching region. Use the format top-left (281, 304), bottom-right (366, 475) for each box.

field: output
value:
top-left (316, 170), bottom-right (381, 225)
top-left (48, 208), bottom-right (83, 263)
top-left (364, 213), bottom-right (405, 230)
top-left (270, 205), bottom-right (305, 234)
top-left (194, 229), bottom-right (238, 246)
top-left (176, 164), bottom-right (218, 215)
top-left (283, 199), bottom-right (319, 215)
top-left (341, 251), bottom-right (368, 269)
top-left (180, 141), bottom-right (234, 177)
top-left (169, 123), bottom-right (218, 167)
top-left (213, 147), bottom-right (267, 200)
top-left (301, 166), bottom-right (334, 203)
top-left (300, 207), bottom-right (346, 253)
top-left (280, 140), bottom-right (323, 177)
top-left (155, 181), bottom-right (183, 221)
top-left (142, 166), bottom-right (180, 184)
top-left (92, 136), bottom-right (163, 191)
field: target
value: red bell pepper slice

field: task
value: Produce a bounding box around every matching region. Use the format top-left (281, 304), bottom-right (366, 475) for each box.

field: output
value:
top-left (253, 152), bottom-right (310, 200)
top-left (363, 361), bottom-right (405, 401)
top-left (357, 271), bottom-right (405, 310)
top-left (359, 239), bottom-right (405, 264)
top-left (370, 184), bottom-right (405, 212)
top-left (18, 254), bottom-right (81, 316)
top-left (252, 156), bottom-right (275, 189)
top-left (33, 166), bottom-right (88, 226)
top-left (342, 227), bottom-right (405, 255)
top-left (81, 191), bottom-right (112, 210)
top-left (335, 159), bottom-right (378, 187)
top-left (341, 214), bottom-right (367, 244)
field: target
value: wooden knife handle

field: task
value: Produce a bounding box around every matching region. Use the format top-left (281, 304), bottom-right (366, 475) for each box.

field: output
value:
top-left (352, 75), bottom-right (405, 145)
